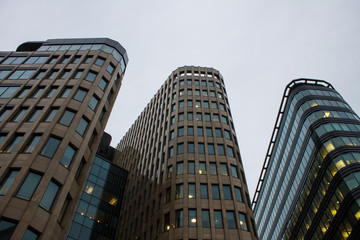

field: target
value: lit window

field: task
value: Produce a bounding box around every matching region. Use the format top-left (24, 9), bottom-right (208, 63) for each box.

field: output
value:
top-left (41, 137), bottom-right (61, 158)
top-left (188, 183), bottom-right (195, 198)
top-left (189, 209), bottom-right (197, 227)
top-left (59, 145), bottom-right (76, 168)
top-left (59, 110), bottom-right (75, 126)
top-left (16, 172), bottom-right (42, 200)
top-left (39, 180), bottom-right (60, 211)
top-left (196, 113), bottom-right (202, 121)
top-left (195, 101), bottom-right (201, 108)
top-left (199, 162), bottom-right (206, 175)
top-left (24, 135), bottom-right (41, 153)
top-left (238, 212), bottom-right (248, 231)
top-left (0, 170), bottom-right (19, 195)
top-left (164, 213), bottom-right (170, 231)
top-left (76, 117), bottom-right (89, 136)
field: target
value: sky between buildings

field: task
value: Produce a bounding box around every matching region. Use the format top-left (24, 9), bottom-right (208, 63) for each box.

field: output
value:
top-left (1, 0), bottom-right (360, 199)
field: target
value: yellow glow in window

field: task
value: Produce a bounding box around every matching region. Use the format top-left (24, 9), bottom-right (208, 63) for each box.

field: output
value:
top-left (335, 159), bottom-right (346, 170)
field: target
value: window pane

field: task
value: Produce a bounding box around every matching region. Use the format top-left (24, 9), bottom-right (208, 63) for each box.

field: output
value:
top-left (234, 187), bottom-right (243, 202)
top-left (22, 229), bottom-right (39, 240)
top-left (0, 108), bottom-right (12, 122)
top-left (231, 165), bottom-right (239, 178)
top-left (164, 213), bottom-right (170, 231)
top-left (177, 143), bottom-right (184, 154)
top-left (76, 118), bottom-right (89, 136)
top-left (175, 209), bottom-right (183, 228)
top-left (208, 144), bottom-right (215, 155)
top-left (44, 108), bottom-right (58, 122)
top-left (85, 71), bottom-right (97, 82)
top-left (223, 185), bottom-right (232, 200)
top-left (212, 184), bottom-right (220, 200)
top-left (0, 170), bottom-right (19, 195)
top-left (202, 210), bottom-right (210, 228)
top-left (198, 143), bottom-right (205, 154)
top-left (59, 145), bottom-right (76, 168)
top-left (227, 146), bottom-right (234, 157)
top-left (177, 162), bottom-right (184, 175)
top-left (239, 212), bottom-right (248, 231)
top-left (61, 87), bottom-right (72, 98)
top-left (40, 181), bottom-right (60, 211)
top-left (24, 135), bottom-right (41, 153)
top-left (209, 163), bottom-right (217, 175)
top-left (59, 110), bottom-right (75, 126)
top-left (217, 144), bottom-right (225, 155)
top-left (188, 183), bottom-right (195, 199)
top-left (188, 161), bottom-right (195, 174)
top-left (16, 172), bottom-right (42, 200)
top-left (0, 220), bottom-right (17, 240)
top-left (214, 210), bottom-right (223, 228)
top-left (188, 142), bottom-right (194, 153)
top-left (200, 184), bottom-right (208, 199)
top-left (4, 134), bottom-right (23, 153)
top-left (188, 126), bottom-right (194, 136)
top-left (220, 163), bottom-right (228, 176)
top-left (226, 211), bottom-right (236, 229)
top-left (88, 96), bottom-right (99, 110)
top-left (41, 137), bottom-right (61, 158)
top-left (178, 127), bottom-right (184, 137)
top-left (98, 78), bottom-right (107, 91)
top-left (206, 127), bottom-right (213, 137)
top-left (199, 162), bottom-right (206, 175)
top-left (73, 89), bottom-right (87, 101)
top-left (176, 184), bottom-right (183, 199)
top-left (189, 209), bottom-right (197, 227)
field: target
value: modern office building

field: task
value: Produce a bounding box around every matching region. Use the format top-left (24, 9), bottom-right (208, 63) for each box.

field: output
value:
top-left (252, 79), bottom-right (360, 240)
top-left (116, 66), bottom-right (258, 240)
top-left (0, 38), bottom-right (128, 239)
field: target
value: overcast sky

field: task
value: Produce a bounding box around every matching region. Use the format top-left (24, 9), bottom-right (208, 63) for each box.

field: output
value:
top-left (1, 0), bottom-right (359, 198)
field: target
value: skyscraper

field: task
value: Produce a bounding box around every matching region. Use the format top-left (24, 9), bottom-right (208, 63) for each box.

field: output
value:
top-left (116, 66), bottom-right (258, 239)
top-left (0, 38), bottom-right (128, 239)
top-left (252, 79), bottom-right (360, 239)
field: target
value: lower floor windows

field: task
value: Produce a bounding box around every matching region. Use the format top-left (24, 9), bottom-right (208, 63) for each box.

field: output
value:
top-left (0, 170), bottom-right (19, 195)
top-left (0, 219), bottom-right (17, 240)
top-left (39, 180), bottom-right (60, 211)
top-left (16, 172), bottom-right (42, 200)
top-left (175, 209), bottom-right (183, 228)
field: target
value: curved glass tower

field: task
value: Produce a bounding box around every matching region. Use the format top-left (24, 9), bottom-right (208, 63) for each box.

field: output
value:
top-left (116, 66), bottom-right (258, 239)
top-left (253, 79), bottom-right (360, 240)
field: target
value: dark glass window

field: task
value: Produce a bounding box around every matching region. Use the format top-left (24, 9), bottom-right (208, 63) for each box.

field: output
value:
top-left (12, 108), bottom-right (28, 122)
top-left (231, 165), bottom-right (239, 178)
top-left (176, 184), bottom-right (183, 199)
top-left (214, 210), bottom-right (223, 228)
top-left (187, 100), bottom-right (192, 107)
top-left (88, 96), bottom-right (99, 110)
top-left (211, 101), bottom-right (217, 108)
top-left (85, 71), bottom-right (97, 82)
top-left (178, 127), bottom-right (184, 137)
top-left (40, 180), bottom-right (60, 211)
top-left (60, 87), bottom-right (72, 98)
top-left (204, 113), bottom-right (211, 122)
top-left (16, 172), bottom-right (42, 200)
top-left (8, 70), bottom-right (35, 79)
top-left (0, 220), bottom-right (17, 240)
top-left (200, 184), bottom-right (208, 199)
top-left (170, 130), bottom-right (174, 140)
top-left (44, 108), bottom-right (58, 122)
top-left (73, 70), bottom-right (83, 79)
top-left (224, 129), bottom-right (231, 139)
top-left (24, 135), bottom-right (41, 153)
top-left (198, 143), bottom-right (205, 154)
top-left (223, 185), bottom-right (232, 200)
top-left (195, 100), bottom-right (201, 108)
top-left (175, 209), bottom-right (183, 228)
top-left (71, 56), bottom-right (81, 64)
top-left (234, 187), bottom-right (243, 202)
top-left (188, 142), bottom-right (194, 153)
top-left (208, 143), bottom-right (215, 155)
top-left (188, 161), bottom-right (195, 174)
top-left (106, 64), bottom-right (114, 74)
top-left (187, 126), bottom-right (194, 136)
top-left (0, 87), bottom-right (20, 98)
top-left (203, 101), bottom-right (209, 108)
top-left (222, 116), bottom-right (228, 124)
top-left (41, 137), bottom-right (61, 158)
top-left (60, 70), bottom-right (71, 79)
top-left (226, 211), bottom-right (236, 229)
top-left (213, 114), bottom-right (219, 122)
top-left (94, 57), bottom-right (105, 66)
top-left (189, 209), bottom-right (197, 227)
top-left (98, 78), bottom-right (107, 91)
top-left (220, 163), bottom-right (228, 176)
top-left (22, 228), bottom-right (39, 240)
top-left (34, 70), bottom-right (46, 79)
top-left (76, 117), bottom-right (89, 136)
top-left (227, 146), bottom-right (234, 157)
top-left (206, 127), bottom-right (213, 137)
top-left (209, 162), bottom-right (217, 175)
top-left (178, 112), bottom-right (184, 121)
top-left (73, 88), bottom-right (87, 101)
top-left (177, 143), bottom-right (184, 154)
top-left (177, 162), bottom-right (184, 175)
top-left (31, 86), bottom-right (44, 98)
top-left (212, 184), bottom-right (220, 200)
top-left (202, 210), bottom-right (210, 228)
top-left (217, 144), bottom-right (225, 155)
top-left (169, 147), bottom-right (173, 158)
top-left (48, 70), bottom-right (58, 79)
top-left (17, 87), bottom-right (31, 98)
top-left (25, 56), bottom-right (48, 64)
top-left (45, 87), bottom-right (58, 98)
top-left (197, 127), bottom-right (204, 136)
top-left (179, 100), bottom-right (184, 108)
top-left (187, 112), bottom-right (193, 121)
top-left (0, 108), bottom-right (12, 122)
top-left (0, 170), bottom-right (19, 195)
top-left (4, 134), bottom-right (24, 153)
top-left (188, 183), bottom-right (195, 198)
top-left (164, 212), bottom-right (170, 231)
top-left (196, 113), bottom-right (202, 121)
top-left (59, 110), bottom-right (75, 126)
top-left (59, 145), bottom-right (76, 168)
